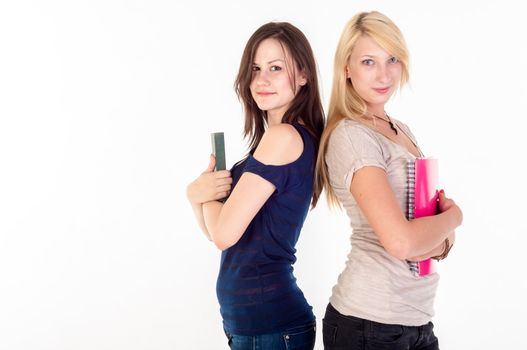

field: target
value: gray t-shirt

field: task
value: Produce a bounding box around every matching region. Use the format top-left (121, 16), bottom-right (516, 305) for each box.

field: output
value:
top-left (326, 118), bottom-right (439, 326)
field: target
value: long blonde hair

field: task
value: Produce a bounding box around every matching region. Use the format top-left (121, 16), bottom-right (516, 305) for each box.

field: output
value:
top-left (312, 11), bottom-right (410, 208)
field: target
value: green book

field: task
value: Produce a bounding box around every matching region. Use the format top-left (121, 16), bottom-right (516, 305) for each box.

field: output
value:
top-left (210, 132), bottom-right (226, 171)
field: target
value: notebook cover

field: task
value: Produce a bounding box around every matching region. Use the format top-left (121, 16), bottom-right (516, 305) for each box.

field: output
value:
top-left (411, 158), bottom-right (439, 276)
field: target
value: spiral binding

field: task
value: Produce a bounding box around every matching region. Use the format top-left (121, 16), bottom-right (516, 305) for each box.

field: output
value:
top-left (406, 160), bottom-right (419, 275)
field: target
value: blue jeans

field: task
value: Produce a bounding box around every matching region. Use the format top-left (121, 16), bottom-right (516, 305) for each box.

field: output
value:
top-left (223, 321), bottom-right (316, 350)
top-left (323, 303), bottom-right (439, 350)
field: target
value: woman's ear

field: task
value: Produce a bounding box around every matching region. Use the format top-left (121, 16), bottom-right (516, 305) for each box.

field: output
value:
top-left (299, 71), bottom-right (307, 86)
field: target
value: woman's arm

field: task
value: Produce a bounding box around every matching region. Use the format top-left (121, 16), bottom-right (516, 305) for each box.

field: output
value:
top-left (202, 172), bottom-right (275, 249)
top-left (203, 124), bottom-right (304, 250)
top-left (189, 202), bottom-right (212, 241)
top-left (407, 231), bottom-right (455, 261)
top-left (186, 156), bottom-right (232, 240)
top-left (351, 166), bottom-right (463, 260)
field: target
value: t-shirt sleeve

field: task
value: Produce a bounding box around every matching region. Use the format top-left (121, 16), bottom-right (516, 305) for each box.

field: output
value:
top-left (243, 155), bottom-right (288, 193)
top-left (326, 122), bottom-right (387, 191)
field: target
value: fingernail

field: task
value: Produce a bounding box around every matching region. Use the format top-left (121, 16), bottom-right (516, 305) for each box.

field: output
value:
top-left (440, 189), bottom-right (444, 193)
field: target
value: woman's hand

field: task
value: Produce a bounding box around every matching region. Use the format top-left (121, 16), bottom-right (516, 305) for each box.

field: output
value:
top-left (186, 155), bottom-right (232, 204)
top-left (438, 189), bottom-right (463, 226)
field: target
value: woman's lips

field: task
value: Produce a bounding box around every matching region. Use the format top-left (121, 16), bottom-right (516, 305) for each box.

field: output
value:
top-left (373, 87), bottom-right (390, 94)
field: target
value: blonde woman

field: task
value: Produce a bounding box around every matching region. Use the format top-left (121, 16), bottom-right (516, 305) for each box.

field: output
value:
top-left (313, 12), bottom-right (463, 349)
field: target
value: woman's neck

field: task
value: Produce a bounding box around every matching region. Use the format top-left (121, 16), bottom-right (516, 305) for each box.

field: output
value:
top-left (366, 104), bottom-right (386, 118)
top-left (267, 113), bottom-right (283, 126)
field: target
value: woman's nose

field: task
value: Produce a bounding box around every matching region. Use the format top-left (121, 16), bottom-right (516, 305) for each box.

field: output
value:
top-left (254, 70), bottom-right (270, 86)
top-left (376, 64), bottom-right (390, 83)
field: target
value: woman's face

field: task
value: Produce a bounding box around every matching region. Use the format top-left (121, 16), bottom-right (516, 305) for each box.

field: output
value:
top-left (250, 38), bottom-right (306, 123)
top-left (346, 35), bottom-right (402, 110)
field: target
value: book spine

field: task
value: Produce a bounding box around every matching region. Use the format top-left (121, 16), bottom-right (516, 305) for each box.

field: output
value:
top-left (210, 132), bottom-right (226, 171)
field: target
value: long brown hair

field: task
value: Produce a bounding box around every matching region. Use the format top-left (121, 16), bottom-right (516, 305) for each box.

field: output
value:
top-left (234, 22), bottom-right (325, 165)
top-left (313, 11), bottom-right (410, 208)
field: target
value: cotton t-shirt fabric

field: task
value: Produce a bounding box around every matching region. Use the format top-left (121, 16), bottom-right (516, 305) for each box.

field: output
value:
top-left (325, 118), bottom-right (439, 326)
top-left (217, 123), bottom-right (316, 335)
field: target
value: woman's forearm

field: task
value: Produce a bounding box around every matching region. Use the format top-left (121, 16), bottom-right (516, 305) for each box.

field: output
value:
top-left (190, 201), bottom-right (212, 241)
top-left (408, 231), bottom-right (456, 261)
top-left (202, 200), bottom-right (226, 249)
top-left (404, 209), bottom-right (461, 258)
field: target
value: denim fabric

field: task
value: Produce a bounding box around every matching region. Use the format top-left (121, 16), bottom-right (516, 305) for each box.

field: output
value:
top-left (322, 303), bottom-right (439, 350)
top-left (223, 321), bottom-right (316, 350)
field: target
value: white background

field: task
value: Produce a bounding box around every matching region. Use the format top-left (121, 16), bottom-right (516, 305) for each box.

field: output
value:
top-left (1, 1), bottom-right (526, 349)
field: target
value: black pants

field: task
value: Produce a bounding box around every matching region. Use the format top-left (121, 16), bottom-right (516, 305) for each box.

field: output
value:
top-left (322, 303), bottom-right (439, 350)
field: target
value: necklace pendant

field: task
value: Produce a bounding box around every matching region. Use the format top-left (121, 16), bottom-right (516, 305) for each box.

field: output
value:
top-left (370, 112), bottom-right (398, 135)
top-left (389, 121), bottom-right (398, 135)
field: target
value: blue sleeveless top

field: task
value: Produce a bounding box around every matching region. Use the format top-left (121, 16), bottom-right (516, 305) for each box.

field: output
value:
top-left (217, 123), bottom-right (316, 335)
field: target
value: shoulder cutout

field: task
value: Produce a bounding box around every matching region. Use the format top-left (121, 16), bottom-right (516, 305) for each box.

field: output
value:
top-left (253, 124), bottom-right (304, 166)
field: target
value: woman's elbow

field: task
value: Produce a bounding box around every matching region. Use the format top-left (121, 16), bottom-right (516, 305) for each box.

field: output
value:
top-left (210, 228), bottom-right (237, 251)
top-left (375, 221), bottom-right (414, 260)
top-left (213, 238), bottom-right (233, 251)
top-left (382, 236), bottom-right (412, 260)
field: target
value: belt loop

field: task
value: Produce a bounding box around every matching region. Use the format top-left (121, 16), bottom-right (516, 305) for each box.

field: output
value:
top-left (363, 317), bottom-right (370, 337)
top-left (361, 317), bottom-right (373, 347)
top-left (416, 324), bottom-right (424, 345)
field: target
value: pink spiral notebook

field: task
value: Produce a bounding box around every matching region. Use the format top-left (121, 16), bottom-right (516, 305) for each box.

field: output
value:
top-left (407, 158), bottom-right (439, 276)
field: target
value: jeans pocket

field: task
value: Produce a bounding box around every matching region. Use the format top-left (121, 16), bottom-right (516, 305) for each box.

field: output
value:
top-left (322, 319), bottom-right (338, 347)
top-left (283, 323), bottom-right (316, 350)
top-left (366, 322), bottom-right (408, 350)
top-left (369, 322), bottom-right (406, 342)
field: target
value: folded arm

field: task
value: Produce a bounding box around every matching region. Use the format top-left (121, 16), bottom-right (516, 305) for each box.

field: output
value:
top-left (351, 166), bottom-right (463, 260)
top-left (203, 124), bottom-right (304, 250)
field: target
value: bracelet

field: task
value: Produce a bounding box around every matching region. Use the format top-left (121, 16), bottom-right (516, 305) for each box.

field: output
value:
top-left (431, 238), bottom-right (452, 261)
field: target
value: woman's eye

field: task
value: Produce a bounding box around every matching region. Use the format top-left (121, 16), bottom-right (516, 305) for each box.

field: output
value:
top-left (270, 65), bottom-right (282, 71)
top-left (361, 59), bottom-right (374, 66)
top-left (251, 65), bottom-right (260, 71)
top-left (389, 56), bottom-right (398, 64)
